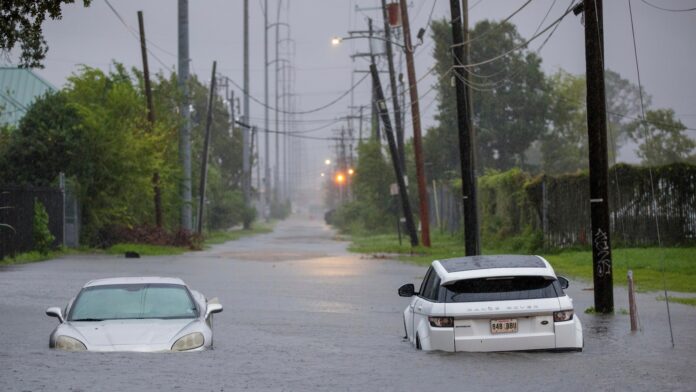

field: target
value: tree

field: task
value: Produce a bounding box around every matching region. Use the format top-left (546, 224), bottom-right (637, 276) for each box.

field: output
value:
top-left (424, 19), bottom-right (550, 175)
top-left (0, 91), bottom-right (84, 186)
top-left (1, 0), bottom-right (91, 68)
top-left (540, 70), bottom-right (587, 174)
top-left (627, 109), bottom-right (695, 166)
top-left (605, 69), bottom-right (651, 163)
top-left (469, 20), bottom-right (550, 171)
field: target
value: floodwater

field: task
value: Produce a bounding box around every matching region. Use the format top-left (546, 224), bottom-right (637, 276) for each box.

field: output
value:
top-left (1, 217), bottom-right (694, 391)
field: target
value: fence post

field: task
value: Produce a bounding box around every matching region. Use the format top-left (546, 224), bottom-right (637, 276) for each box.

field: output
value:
top-left (627, 270), bottom-right (638, 332)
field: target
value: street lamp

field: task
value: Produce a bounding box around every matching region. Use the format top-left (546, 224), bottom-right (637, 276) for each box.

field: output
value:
top-left (324, 159), bottom-right (332, 166)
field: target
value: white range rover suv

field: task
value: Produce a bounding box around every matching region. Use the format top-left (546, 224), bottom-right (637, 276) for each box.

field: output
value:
top-left (399, 255), bottom-right (583, 352)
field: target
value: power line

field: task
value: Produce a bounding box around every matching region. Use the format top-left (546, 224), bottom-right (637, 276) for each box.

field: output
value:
top-left (228, 73), bottom-right (369, 115)
top-left (640, 0), bottom-right (696, 12)
top-left (450, 0), bottom-right (535, 49)
top-left (453, 4), bottom-right (578, 69)
top-left (103, 0), bottom-right (173, 70)
top-left (628, 0), bottom-right (675, 348)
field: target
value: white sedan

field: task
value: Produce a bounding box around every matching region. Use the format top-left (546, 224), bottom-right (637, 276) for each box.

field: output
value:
top-left (46, 277), bottom-right (222, 352)
top-left (399, 255), bottom-right (583, 352)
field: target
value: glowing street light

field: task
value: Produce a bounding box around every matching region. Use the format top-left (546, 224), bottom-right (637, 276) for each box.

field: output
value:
top-left (331, 37), bottom-right (342, 46)
top-left (324, 159), bottom-right (332, 165)
top-left (320, 172), bottom-right (325, 177)
top-left (335, 173), bottom-right (346, 184)
top-left (348, 168), bottom-right (355, 176)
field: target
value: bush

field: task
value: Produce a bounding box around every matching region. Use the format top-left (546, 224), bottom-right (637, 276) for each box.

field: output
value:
top-left (97, 225), bottom-right (200, 250)
top-left (33, 199), bottom-right (55, 255)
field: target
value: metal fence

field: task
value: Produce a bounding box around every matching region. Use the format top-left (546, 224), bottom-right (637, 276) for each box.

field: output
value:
top-left (0, 186), bottom-right (64, 259)
top-left (427, 163), bottom-right (696, 248)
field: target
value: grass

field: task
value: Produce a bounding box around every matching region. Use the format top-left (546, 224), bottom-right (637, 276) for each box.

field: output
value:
top-left (347, 232), bottom-right (696, 293)
top-left (657, 296), bottom-right (696, 307)
top-left (0, 247), bottom-right (86, 266)
top-left (1, 221), bottom-right (277, 264)
top-left (204, 221), bottom-right (274, 246)
top-left (104, 243), bottom-right (189, 256)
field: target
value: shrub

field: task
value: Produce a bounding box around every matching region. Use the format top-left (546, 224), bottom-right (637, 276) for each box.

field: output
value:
top-left (33, 199), bottom-right (55, 255)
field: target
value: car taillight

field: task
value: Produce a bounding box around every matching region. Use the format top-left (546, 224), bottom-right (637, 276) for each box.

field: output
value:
top-left (554, 310), bottom-right (574, 322)
top-left (428, 316), bottom-right (454, 328)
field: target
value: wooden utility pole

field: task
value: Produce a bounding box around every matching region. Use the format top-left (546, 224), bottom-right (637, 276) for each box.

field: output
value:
top-left (138, 11), bottom-right (162, 228)
top-left (381, 0), bottom-right (404, 169)
top-left (450, 0), bottom-right (480, 255)
top-left (584, 0), bottom-right (613, 313)
top-left (197, 61), bottom-right (217, 235)
top-left (399, 0), bottom-right (431, 247)
top-left (371, 63), bottom-right (418, 246)
top-left (368, 18), bottom-right (381, 142)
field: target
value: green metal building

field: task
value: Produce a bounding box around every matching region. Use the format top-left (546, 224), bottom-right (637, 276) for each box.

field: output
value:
top-left (0, 67), bottom-right (56, 127)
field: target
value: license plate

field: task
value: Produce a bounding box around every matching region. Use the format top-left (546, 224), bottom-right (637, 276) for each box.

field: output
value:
top-left (490, 318), bottom-right (518, 334)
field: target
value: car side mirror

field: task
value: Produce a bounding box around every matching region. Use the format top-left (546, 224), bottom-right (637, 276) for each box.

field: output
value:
top-left (398, 283), bottom-right (416, 297)
top-left (205, 303), bottom-right (223, 319)
top-left (557, 276), bottom-right (570, 290)
top-left (46, 307), bottom-right (64, 323)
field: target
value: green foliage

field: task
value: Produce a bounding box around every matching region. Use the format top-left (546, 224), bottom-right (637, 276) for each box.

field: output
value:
top-left (105, 243), bottom-right (189, 256)
top-left (627, 109), bottom-right (695, 166)
top-left (469, 21), bottom-right (550, 171)
top-left (0, 1), bottom-right (91, 67)
top-left (541, 71), bottom-right (588, 174)
top-left (331, 141), bottom-right (397, 234)
top-left (0, 64), bottom-right (256, 246)
top-left (32, 199), bottom-right (54, 255)
top-left (478, 168), bottom-right (539, 250)
top-left (0, 91), bottom-right (84, 186)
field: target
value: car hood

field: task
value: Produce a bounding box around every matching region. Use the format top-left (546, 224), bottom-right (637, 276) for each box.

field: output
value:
top-left (67, 318), bottom-right (197, 348)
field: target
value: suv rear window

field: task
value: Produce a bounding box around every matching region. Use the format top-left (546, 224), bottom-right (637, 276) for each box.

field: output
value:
top-left (444, 276), bottom-right (561, 303)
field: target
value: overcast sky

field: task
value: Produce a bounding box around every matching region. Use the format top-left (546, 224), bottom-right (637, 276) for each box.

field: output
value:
top-left (25, 0), bottom-right (696, 188)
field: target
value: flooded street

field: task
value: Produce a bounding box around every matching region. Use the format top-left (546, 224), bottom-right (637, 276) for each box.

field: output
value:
top-left (1, 216), bottom-right (694, 391)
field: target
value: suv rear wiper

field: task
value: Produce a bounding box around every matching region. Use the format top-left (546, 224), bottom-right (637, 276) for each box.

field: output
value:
top-left (71, 318), bottom-right (104, 321)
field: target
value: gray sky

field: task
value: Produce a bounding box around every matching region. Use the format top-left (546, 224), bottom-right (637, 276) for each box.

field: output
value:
top-left (27, 0), bottom-right (696, 188)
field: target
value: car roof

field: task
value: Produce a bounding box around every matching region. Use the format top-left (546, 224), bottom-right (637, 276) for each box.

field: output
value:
top-left (83, 277), bottom-right (187, 288)
top-left (432, 255), bottom-right (556, 285)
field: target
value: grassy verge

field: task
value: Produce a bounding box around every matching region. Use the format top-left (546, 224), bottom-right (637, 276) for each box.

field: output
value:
top-left (1, 221), bottom-right (277, 264)
top-left (0, 247), bottom-right (86, 266)
top-left (348, 232), bottom-right (696, 293)
top-left (657, 296), bottom-right (696, 307)
top-left (104, 243), bottom-right (189, 256)
top-left (204, 221), bottom-right (274, 246)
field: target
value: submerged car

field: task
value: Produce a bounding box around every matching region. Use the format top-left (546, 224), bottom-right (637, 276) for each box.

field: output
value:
top-left (398, 255), bottom-right (582, 352)
top-left (46, 277), bottom-right (223, 352)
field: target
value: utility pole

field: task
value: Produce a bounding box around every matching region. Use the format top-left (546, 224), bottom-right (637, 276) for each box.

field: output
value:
top-left (583, 0), bottom-right (613, 313)
top-left (137, 11), bottom-right (163, 229)
top-left (450, 0), bottom-right (480, 255)
top-left (381, 0), bottom-right (404, 169)
top-left (368, 18), bottom-right (380, 142)
top-left (263, 0), bottom-right (270, 221)
top-left (242, 0), bottom-right (252, 222)
top-left (274, 0), bottom-right (282, 203)
top-left (371, 63), bottom-right (418, 246)
top-left (178, 0), bottom-right (192, 230)
top-left (399, 0), bottom-right (431, 247)
top-left (197, 61), bottom-right (217, 235)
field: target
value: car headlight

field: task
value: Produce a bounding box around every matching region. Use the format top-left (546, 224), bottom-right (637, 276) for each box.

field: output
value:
top-left (554, 310), bottom-right (574, 322)
top-left (428, 316), bottom-right (454, 328)
top-left (171, 332), bottom-right (204, 351)
top-left (55, 336), bottom-right (87, 351)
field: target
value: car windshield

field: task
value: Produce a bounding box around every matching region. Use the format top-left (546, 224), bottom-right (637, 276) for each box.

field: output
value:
top-left (68, 284), bottom-right (198, 321)
top-left (444, 276), bottom-right (561, 303)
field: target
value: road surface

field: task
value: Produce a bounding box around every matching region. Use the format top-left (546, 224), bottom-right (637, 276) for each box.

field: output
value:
top-left (1, 216), bottom-right (694, 391)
